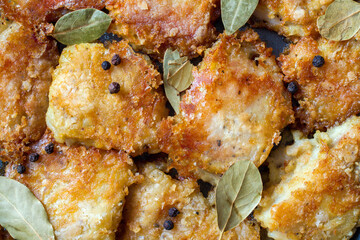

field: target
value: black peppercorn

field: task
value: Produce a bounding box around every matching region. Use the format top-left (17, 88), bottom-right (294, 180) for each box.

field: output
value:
top-left (101, 61), bottom-right (111, 70)
top-left (287, 81), bottom-right (299, 94)
top-left (45, 143), bottom-right (54, 154)
top-left (163, 220), bottom-right (174, 230)
top-left (111, 54), bottom-right (121, 66)
top-left (168, 207), bottom-right (180, 217)
top-left (312, 55), bottom-right (325, 67)
top-left (29, 153), bottom-right (40, 162)
top-left (166, 168), bottom-right (178, 179)
top-left (109, 82), bottom-right (120, 94)
top-left (17, 164), bottom-right (26, 174)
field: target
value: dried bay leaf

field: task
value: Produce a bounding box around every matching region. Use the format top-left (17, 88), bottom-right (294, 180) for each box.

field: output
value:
top-left (168, 57), bottom-right (188, 79)
top-left (163, 49), bottom-right (194, 114)
top-left (164, 83), bottom-right (181, 114)
top-left (163, 49), bottom-right (181, 114)
top-left (0, 177), bottom-right (55, 240)
top-left (221, 0), bottom-right (259, 35)
top-left (163, 49), bottom-right (181, 82)
top-left (167, 60), bottom-right (194, 92)
top-left (317, 0), bottom-right (360, 41)
top-left (216, 160), bottom-right (262, 239)
top-left (53, 8), bottom-right (111, 45)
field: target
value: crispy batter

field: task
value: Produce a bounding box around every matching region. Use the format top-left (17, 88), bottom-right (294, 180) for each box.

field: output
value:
top-left (0, 0), bottom-right (105, 28)
top-left (279, 36), bottom-right (360, 133)
top-left (5, 132), bottom-right (141, 240)
top-left (106, 0), bottom-right (219, 58)
top-left (158, 29), bottom-right (294, 176)
top-left (255, 116), bottom-right (360, 240)
top-left (119, 162), bottom-right (260, 240)
top-left (0, 22), bottom-right (59, 163)
top-left (252, 0), bottom-right (334, 39)
top-left (46, 41), bottom-right (168, 155)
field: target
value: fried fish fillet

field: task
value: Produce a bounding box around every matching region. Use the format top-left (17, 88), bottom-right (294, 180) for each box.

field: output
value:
top-left (158, 29), bottom-right (294, 176)
top-left (46, 41), bottom-right (168, 155)
top-left (255, 116), bottom-right (360, 240)
top-left (0, 22), bottom-right (59, 163)
top-left (119, 162), bottom-right (260, 240)
top-left (5, 132), bottom-right (141, 240)
top-left (0, 0), bottom-right (105, 28)
top-left (252, 0), bottom-right (334, 39)
top-left (279, 36), bottom-right (360, 133)
top-left (106, 0), bottom-right (219, 58)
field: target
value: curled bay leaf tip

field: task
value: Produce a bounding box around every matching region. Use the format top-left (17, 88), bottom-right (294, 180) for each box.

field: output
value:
top-left (216, 160), bottom-right (262, 239)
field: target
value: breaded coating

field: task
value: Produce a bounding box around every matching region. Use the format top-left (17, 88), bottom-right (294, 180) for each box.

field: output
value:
top-left (5, 133), bottom-right (141, 240)
top-left (0, 22), bottom-right (59, 163)
top-left (158, 29), bottom-right (294, 176)
top-left (279, 37), bottom-right (360, 133)
top-left (255, 116), bottom-right (360, 240)
top-left (106, 0), bottom-right (219, 58)
top-left (0, 0), bottom-right (105, 28)
top-left (46, 41), bottom-right (168, 155)
top-left (252, 0), bottom-right (333, 39)
top-left (119, 162), bottom-right (260, 240)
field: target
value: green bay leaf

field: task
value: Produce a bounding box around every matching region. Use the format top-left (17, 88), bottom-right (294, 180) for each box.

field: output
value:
top-left (53, 8), bottom-right (111, 45)
top-left (221, 0), bottom-right (259, 35)
top-left (0, 177), bottom-right (55, 240)
top-left (216, 160), bottom-right (262, 239)
top-left (317, 0), bottom-right (360, 41)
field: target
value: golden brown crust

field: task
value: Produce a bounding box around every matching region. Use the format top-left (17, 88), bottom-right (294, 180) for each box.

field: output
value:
top-left (255, 116), bottom-right (360, 240)
top-left (6, 132), bottom-right (141, 240)
top-left (46, 41), bottom-right (168, 155)
top-left (106, 0), bottom-right (219, 58)
top-left (0, 0), bottom-right (105, 28)
top-left (253, 0), bottom-right (334, 39)
top-left (279, 37), bottom-right (360, 133)
top-left (0, 22), bottom-right (59, 163)
top-left (158, 29), bottom-right (294, 176)
top-left (119, 162), bottom-right (260, 240)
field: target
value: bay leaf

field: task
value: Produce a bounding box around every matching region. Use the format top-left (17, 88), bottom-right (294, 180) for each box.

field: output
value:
top-left (0, 176), bottom-right (55, 240)
top-left (53, 8), bottom-right (112, 45)
top-left (317, 0), bottom-right (360, 41)
top-left (221, 0), bottom-right (259, 35)
top-left (163, 49), bottom-right (181, 82)
top-left (216, 160), bottom-right (262, 239)
top-left (164, 82), bottom-right (181, 114)
top-left (167, 60), bottom-right (194, 92)
top-left (163, 49), bottom-right (194, 114)
top-left (168, 57), bottom-right (187, 79)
